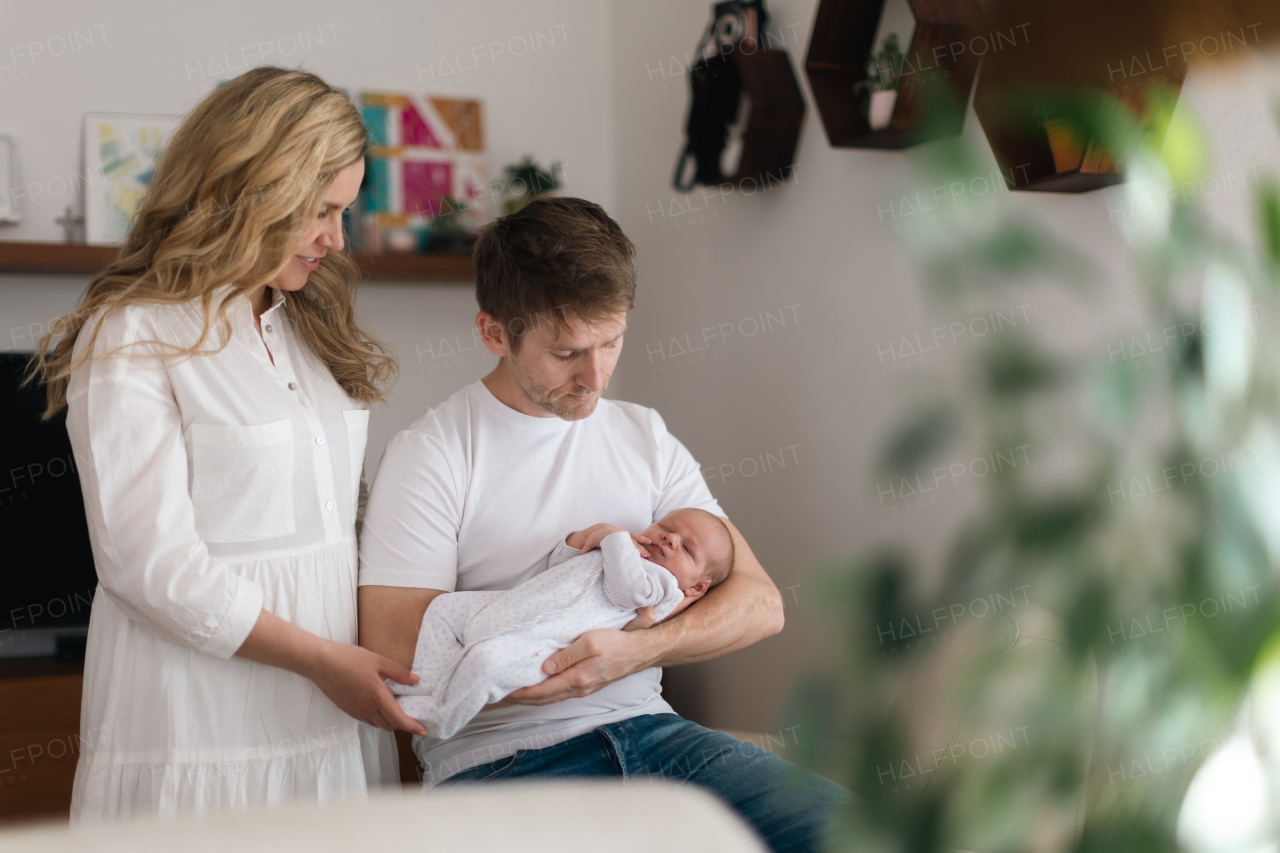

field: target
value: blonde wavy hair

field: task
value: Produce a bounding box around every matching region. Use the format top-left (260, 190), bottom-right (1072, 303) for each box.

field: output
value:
top-left (26, 65), bottom-right (397, 418)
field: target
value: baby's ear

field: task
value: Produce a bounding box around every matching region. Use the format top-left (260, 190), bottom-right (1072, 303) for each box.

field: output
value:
top-left (686, 579), bottom-right (711, 598)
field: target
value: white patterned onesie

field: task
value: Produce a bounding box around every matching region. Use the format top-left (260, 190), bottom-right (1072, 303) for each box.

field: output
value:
top-left (389, 531), bottom-right (685, 739)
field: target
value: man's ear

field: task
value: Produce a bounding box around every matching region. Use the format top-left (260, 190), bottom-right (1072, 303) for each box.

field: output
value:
top-left (685, 579), bottom-right (711, 599)
top-left (476, 311), bottom-right (507, 357)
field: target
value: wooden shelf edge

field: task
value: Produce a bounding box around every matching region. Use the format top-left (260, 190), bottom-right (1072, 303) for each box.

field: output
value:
top-left (0, 241), bottom-right (118, 274)
top-left (1014, 171), bottom-right (1125, 193)
top-left (0, 241), bottom-right (474, 283)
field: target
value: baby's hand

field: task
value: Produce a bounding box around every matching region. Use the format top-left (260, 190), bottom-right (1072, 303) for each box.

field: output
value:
top-left (580, 524), bottom-right (626, 554)
top-left (622, 606), bottom-right (658, 631)
top-left (566, 523), bottom-right (616, 552)
top-left (567, 525), bottom-right (652, 557)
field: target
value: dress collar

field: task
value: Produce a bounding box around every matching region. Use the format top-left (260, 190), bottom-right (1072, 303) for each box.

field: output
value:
top-left (261, 286), bottom-right (288, 320)
top-left (207, 284), bottom-right (286, 328)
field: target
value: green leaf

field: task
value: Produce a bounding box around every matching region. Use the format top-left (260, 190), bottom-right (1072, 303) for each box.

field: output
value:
top-left (983, 338), bottom-right (1059, 398)
top-left (1259, 180), bottom-right (1280, 267)
top-left (878, 405), bottom-right (956, 475)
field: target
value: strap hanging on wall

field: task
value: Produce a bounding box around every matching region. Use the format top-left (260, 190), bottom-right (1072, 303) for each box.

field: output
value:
top-left (673, 1), bottom-right (805, 193)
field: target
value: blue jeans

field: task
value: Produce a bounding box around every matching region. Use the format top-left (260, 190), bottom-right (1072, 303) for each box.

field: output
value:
top-left (438, 713), bottom-right (849, 853)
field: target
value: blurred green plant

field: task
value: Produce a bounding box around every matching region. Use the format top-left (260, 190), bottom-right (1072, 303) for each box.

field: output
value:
top-left (804, 83), bottom-right (1280, 852)
top-left (425, 196), bottom-right (475, 253)
top-left (855, 33), bottom-right (906, 96)
top-left (502, 154), bottom-right (563, 215)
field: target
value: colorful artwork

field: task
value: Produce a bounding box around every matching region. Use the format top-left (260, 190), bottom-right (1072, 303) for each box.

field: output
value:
top-left (358, 92), bottom-right (487, 242)
top-left (82, 113), bottom-right (181, 244)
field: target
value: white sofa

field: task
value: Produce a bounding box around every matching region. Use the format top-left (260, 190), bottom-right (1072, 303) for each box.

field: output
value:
top-left (0, 780), bottom-right (767, 853)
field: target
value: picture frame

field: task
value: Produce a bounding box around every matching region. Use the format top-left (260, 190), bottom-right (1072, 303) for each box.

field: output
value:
top-left (82, 112), bottom-right (181, 244)
top-left (0, 136), bottom-right (16, 224)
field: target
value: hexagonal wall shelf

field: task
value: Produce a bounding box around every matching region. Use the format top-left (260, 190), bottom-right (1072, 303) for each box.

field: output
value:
top-left (971, 10), bottom-right (1189, 192)
top-left (804, 0), bottom-right (985, 149)
top-left (733, 48), bottom-right (807, 186)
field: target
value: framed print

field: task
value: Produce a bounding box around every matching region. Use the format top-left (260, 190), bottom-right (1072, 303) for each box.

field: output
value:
top-left (83, 113), bottom-right (180, 244)
top-left (0, 136), bottom-right (16, 223)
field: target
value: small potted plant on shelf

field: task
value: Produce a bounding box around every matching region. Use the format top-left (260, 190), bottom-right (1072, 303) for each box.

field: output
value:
top-left (424, 196), bottom-right (477, 254)
top-left (502, 155), bottom-right (563, 215)
top-left (1032, 107), bottom-right (1086, 174)
top-left (854, 33), bottom-right (905, 131)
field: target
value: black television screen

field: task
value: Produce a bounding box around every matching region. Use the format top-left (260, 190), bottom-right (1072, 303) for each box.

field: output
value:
top-left (0, 352), bottom-right (98, 632)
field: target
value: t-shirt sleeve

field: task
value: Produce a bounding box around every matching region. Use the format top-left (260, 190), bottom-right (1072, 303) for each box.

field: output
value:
top-left (357, 427), bottom-right (462, 591)
top-left (650, 411), bottom-right (725, 521)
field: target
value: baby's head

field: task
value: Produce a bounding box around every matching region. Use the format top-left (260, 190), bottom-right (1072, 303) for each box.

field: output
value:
top-left (640, 508), bottom-right (734, 601)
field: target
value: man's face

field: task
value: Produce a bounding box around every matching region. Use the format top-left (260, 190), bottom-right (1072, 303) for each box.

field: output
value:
top-left (505, 309), bottom-right (627, 420)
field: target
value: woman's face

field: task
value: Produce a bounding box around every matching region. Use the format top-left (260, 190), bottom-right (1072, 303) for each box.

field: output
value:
top-left (271, 159), bottom-right (364, 292)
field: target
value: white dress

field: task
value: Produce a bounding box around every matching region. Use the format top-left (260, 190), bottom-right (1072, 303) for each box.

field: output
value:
top-left (391, 531), bottom-right (685, 739)
top-left (65, 284), bottom-right (389, 820)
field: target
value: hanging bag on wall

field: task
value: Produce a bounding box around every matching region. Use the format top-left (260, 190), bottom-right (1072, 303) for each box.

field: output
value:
top-left (673, 1), bottom-right (766, 191)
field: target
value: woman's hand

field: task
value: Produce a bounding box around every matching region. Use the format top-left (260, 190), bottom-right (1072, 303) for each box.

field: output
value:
top-left (236, 608), bottom-right (427, 736)
top-left (308, 640), bottom-right (428, 736)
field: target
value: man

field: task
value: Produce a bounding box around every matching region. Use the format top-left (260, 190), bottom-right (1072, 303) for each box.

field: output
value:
top-left (358, 197), bottom-right (846, 852)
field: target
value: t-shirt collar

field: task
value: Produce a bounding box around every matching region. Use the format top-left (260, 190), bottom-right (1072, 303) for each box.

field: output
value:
top-left (472, 377), bottom-right (577, 430)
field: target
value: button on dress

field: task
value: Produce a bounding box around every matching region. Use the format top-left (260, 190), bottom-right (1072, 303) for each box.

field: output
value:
top-left (64, 285), bottom-right (378, 820)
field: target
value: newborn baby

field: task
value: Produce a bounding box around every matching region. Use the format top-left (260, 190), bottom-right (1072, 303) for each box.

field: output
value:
top-left (389, 507), bottom-right (735, 739)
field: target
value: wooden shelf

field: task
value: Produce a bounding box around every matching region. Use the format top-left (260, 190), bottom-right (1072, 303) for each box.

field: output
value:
top-left (969, 3), bottom-right (1187, 192)
top-left (0, 241), bottom-right (473, 282)
top-left (804, 0), bottom-right (985, 150)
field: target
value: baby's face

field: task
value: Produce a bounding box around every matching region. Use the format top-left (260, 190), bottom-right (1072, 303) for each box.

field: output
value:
top-left (640, 509), bottom-right (725, 591)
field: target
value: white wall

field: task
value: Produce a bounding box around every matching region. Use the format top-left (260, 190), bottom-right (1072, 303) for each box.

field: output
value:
top-left (0, 0), bottom-right (616, 468)
top-left (609, 0), bottom-right (1280, 733)
top-left (4, 0), bottom-right (1280, 740)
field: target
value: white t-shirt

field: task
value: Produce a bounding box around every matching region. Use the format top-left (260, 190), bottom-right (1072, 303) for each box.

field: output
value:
top-left (358, 379), bottom-right (724, 785)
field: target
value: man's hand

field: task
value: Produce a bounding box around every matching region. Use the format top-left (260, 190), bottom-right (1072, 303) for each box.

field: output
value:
top-left (502, 628), bottom-right (661, 706)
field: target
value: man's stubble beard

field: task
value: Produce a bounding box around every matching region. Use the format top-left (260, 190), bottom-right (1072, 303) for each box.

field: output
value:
top-left (509, 357), bottom-right (605, 421)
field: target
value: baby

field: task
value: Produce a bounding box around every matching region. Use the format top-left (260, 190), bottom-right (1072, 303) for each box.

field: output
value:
top-left (388, 507), bottom-right (735, 739)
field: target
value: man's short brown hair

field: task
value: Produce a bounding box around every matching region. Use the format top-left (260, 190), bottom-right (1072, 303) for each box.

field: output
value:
top-left (473, 196), bottom-right (636, 353)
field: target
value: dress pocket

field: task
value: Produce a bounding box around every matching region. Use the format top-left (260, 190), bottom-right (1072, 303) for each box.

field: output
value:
top-left (342, 409), bottom-right (370, 507)
top-left (190, 418), bottom-right (296, 543)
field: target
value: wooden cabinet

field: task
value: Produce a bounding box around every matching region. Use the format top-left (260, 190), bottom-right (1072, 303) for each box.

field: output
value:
top-left (0, 658), bottom-right (83, 823)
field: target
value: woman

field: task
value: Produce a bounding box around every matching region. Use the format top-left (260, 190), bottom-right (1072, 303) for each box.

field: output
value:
top-left (28, 66), bottom-right (426, 820)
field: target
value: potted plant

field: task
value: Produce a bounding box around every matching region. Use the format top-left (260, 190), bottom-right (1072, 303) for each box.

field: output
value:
top-left (1031, 107), bottom-right (1086, 173)
top-left (502, 155), bottom-right (563, 214)
top-left (423, 196), bottom-right (476, 253)
top-left (854, 33), bottom-right (905, 131)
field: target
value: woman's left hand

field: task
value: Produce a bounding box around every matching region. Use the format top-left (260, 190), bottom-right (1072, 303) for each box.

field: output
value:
top-left (236, 608), bottom-right (427, 735)
top-left (308, 640), bottom-right (428, 736)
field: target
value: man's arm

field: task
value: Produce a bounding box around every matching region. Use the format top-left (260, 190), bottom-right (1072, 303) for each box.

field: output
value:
top-left (505, 516), bottom-right (783, 705)
top-left (358, 585), bottom-right (449, 670)
top-left (361, 586), bottom-right (526, 717)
